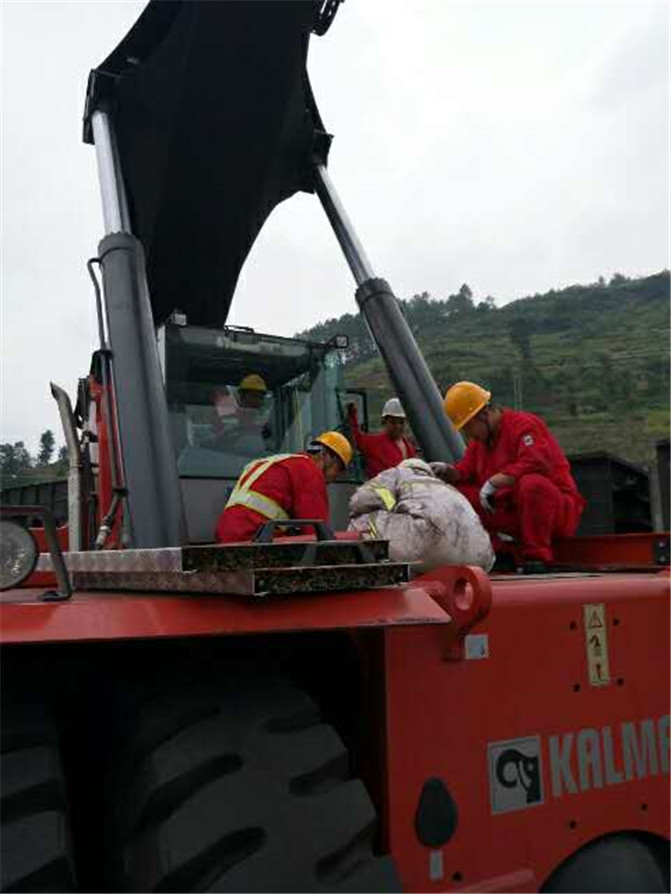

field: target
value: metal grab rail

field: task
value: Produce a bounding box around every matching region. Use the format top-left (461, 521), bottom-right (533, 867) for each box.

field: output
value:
top-left (0, 505), bottom-right (72, 601)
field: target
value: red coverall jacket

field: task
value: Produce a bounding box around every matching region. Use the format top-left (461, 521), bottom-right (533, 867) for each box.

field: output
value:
top-left (216, 454), bottom-right (329, 543)
top-left (348, 409), bottom-right (416, 478)
top-left (454, 409), bottom-right (586, 562)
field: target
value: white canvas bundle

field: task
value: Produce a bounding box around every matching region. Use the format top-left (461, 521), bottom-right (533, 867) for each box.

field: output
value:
top-left (348, 458), bottom-right (494, 572)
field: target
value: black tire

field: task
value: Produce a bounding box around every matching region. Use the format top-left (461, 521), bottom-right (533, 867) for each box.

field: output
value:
top-left (542, 833), bottom-right (669, 893)
top-left (106, 670), bottom-right (399, 892)
top-left (1, 701), bottom-right (76, 892)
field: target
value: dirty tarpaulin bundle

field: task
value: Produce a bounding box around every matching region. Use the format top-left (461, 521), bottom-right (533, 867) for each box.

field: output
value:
top-left (348, 458), bottom-right (495, 573)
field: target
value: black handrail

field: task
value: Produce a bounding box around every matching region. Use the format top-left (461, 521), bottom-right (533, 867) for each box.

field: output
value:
top-left (0, 505), bottom-right (72, 601)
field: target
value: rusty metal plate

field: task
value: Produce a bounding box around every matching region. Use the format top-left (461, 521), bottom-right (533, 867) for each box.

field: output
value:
top-left (183, 539), bottom-right (390, 571)
top-left (37, 539), bottom-right (407, 598)
top-left (253, 562), bottom-right (408, 596)
top-left (69, 561), bottom-right (408, 598)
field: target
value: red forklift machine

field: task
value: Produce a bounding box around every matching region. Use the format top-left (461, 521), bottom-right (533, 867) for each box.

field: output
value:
top-left (1, 2), bottom-right (669, 892)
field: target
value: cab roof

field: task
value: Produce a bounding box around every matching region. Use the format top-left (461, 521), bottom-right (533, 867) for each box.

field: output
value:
top-left (84, 1), bottom-right (339, 327)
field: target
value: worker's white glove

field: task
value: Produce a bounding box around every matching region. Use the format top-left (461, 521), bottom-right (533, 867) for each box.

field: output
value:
top-left (479, 479), bottom-right (497, 514)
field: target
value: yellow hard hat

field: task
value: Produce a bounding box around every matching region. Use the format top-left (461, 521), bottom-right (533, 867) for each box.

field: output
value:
top-left (444, 381), bottom-right (492, 430)
top-left (312, 431), bottom-right (353, 468)
top-left (239, 373), bottom-right (267, 392)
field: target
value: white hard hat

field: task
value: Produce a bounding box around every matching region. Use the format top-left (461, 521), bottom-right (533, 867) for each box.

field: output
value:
top-left (382, 398), bottom-right (406, 419)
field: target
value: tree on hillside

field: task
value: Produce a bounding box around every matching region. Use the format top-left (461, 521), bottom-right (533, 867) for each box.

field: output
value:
top-left (37, 429), bottom-right (56, 466)
top-left (0, 442), bottom-right (32, 480)
top-left (477, 295), bottom-right (496, 312)
top-left (446, 283), bottom-right (474, 315)
top-left (597, 354), bottom-right (615, 398)
top-left (609, 272), bottom-right (629, 286)
top-left (400, 291), bottom-right (452, 335)
top-left (298, 312), bottom-right (377, 365)
top-left (0, 444), bottom-right (17, 479)
top-left (643, 357), bottom-right (671, 400)
top-left (507, 317), bottom-right (532, 361)
top-left (52, 444), bottom-right (69, 476)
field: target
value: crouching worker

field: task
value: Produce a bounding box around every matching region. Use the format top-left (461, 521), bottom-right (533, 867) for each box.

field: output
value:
top-left (438, 381), bottom-right (586, 572)
top-left (348, 458), bottom-right (494, 573)
top-left (215, 432), bottom-right (353, 543)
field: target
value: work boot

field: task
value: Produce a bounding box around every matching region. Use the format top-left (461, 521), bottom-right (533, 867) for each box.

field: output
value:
top-left (519, 559), bottom-right (549, 575)
top-left (491, 552), bottom-right (517, 573)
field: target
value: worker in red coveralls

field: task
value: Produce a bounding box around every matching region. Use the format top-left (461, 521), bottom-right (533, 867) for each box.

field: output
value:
top-left (347, 398), bottom-right (416, 478)
top-left (215, 431), bottom-right (353, 543)
top-left (435, 382), bottom-right (585, 573)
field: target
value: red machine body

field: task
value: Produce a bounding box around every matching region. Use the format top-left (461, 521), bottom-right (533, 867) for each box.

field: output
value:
top-left (2, 5), bottom-right (668, 891)
top-left (2, 544), bottom-right (668, 891)
top-left (383, 568), bottom-right (669, 891)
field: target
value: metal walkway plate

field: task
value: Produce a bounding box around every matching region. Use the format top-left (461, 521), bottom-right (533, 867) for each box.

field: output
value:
top-left (35, 540), bottom-right (408, 598)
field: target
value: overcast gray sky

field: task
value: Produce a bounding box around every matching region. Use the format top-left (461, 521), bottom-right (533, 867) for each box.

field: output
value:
top-left (1, 0), bottom-right (669, 453)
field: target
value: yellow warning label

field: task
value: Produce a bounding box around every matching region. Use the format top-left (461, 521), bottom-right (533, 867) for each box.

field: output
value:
top-left (583, 603), bottom-right (610, 687)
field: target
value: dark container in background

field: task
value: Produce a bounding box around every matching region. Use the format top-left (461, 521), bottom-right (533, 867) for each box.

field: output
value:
top-left (569, 452), bottom-right (652, 536)
top-left (0, 478), bottom-right (68, 526)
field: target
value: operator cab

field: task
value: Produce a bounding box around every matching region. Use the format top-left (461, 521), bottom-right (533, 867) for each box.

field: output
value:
top-left (157, 317), bottom-right (366, 540)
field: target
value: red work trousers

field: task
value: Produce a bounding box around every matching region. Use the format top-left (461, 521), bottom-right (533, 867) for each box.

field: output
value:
top-left (458, 474), bottom-right (581, 563)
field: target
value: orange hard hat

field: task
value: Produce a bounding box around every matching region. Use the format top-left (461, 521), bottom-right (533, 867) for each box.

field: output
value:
top-left (311, 431), bottom-right (353, 468)
top-left (444, 381), bottom-right (491, 430)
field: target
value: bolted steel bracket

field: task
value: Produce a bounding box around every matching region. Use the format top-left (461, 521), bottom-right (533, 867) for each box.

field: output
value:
top-left (416, 565), bottom-right (493, 660)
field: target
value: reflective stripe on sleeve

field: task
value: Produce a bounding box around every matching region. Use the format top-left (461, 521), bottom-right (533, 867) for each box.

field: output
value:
top-left (372, 485), bottom-right (396, 511)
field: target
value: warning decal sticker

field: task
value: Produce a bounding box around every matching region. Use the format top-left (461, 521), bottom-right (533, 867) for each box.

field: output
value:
top-left (583, 603), bottom-right (610, 687)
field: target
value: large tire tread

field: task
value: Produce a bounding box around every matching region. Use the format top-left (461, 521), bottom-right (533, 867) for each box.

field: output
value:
top-left (1, 705), bottom-right (76, 893)
top-left (108, 671), bottom-right (399, 893)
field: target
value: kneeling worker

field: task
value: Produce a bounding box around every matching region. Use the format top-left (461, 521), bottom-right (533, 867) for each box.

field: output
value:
top-left (438, 382), bottom-right (585, 571)
top-left (215, 431), bottom-right (353, 543)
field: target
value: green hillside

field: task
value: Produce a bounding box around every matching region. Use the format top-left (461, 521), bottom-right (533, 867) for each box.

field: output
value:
top-left (298, 271), bottom-right (670, 466)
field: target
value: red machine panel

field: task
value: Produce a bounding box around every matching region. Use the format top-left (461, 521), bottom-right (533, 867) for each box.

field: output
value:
top-left (383, 572), bottom-right (670, 892)
top-left (0, 583), bottom-right (450, 645)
